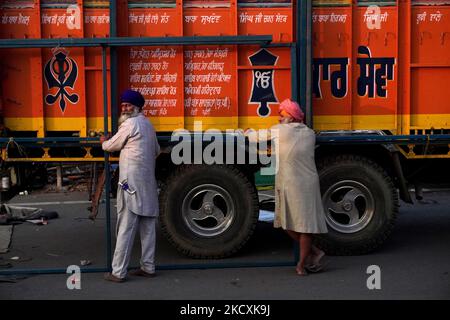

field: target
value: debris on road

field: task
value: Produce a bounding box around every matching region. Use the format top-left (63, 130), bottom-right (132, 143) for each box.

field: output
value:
top-left (80, 259), bottom-right (92, 266)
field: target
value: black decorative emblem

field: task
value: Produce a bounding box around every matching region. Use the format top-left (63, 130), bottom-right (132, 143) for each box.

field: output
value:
top-left (44, 49), bottom-right (79, 112)
top-left (248, 49), bottom-right (278, 117)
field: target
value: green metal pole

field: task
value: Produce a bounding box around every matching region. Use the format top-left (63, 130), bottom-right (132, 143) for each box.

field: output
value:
top-left (102, 45), bottom-right (112, 272)
top-left (0, 268), bottom-right (108, 275)
top-left (305, 0), bottom-right (313, 128)
top-left (0, 261), bottom-right (298, 275)
top-left (110, 0), bottom-right (118, 134)
top-left (297, 0), bottom-right (304, 114)
top-left (298, 0), bottom-right (313, 128)
top-left (291, 45), bottom-right (298, 102)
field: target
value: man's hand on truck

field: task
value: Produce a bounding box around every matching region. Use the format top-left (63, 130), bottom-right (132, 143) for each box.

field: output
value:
top-left (100, 133), bottom-right (111, 144)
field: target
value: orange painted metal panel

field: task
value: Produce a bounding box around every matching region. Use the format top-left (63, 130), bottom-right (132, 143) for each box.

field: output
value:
top-left (40, 5), bottom-right (87, 135)
top-left (1, 48), bottom-right (44, 120)
top-left (84, 6), bottom-right (111, 129)
top-left (126, 5), bottom-right (184, 130)
top-left (352, 6), bottom-right (398, 119)
top-left (0, 4), bottom-right (43, 135)
top-left (184, 46), bottom-right (237, 118)
top-left (238, 7), bottom-right (293, 43)
top-left (184, 7), bottom-right (233, 36)
top-left (183, 4), bottom-right (237, 129)
top-left (41, 46), bottom-right (86, 117)
top-left (43, 2), bottom-right (109, 133)
top-left (2, 0), bottom-right (450, 137)
top-left (411, 6), bottom-right (450, 63)
top-left (312, 6), bottom-right (352, 119)
top-left (238, 47), bottom-right (291, 119)
top-left (313, 0), bottom-right (351, 6)
top-left (412, 68), bottom-right (450, 116)
top-left (128, 46), bottom-right (183, 117)
top-left (410, 5), bottom-right (450, 125)
top-left (237, 3), bottom-right (293, 128)
top-left (312, 4), bottom-right (400, 131)
top-left (128, 8), bottom-right (179, 37)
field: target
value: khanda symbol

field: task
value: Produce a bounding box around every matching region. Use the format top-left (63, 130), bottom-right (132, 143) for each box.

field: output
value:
top-left (44, 49), bottom-right (79, 113)
top-left (249, 49), bottom-right (278, 117)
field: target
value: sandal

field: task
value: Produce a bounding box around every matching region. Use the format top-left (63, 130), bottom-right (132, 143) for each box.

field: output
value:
top-left (304, 264), bottom-right (323, 273)
top-left (312, 251), bottom-right (326, 266)
top-left (305, 260), bottom-right (329, 273)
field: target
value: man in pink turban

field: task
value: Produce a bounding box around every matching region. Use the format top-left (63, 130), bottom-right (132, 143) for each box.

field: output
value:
top-left (278, 98), bottom-right (305, 123)
top-left (274, 99), bottom-right (328, 275)
top-left (244, 98), bottom-right (328, 275)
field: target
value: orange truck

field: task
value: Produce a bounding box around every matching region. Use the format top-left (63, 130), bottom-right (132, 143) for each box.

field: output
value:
top-left (0, 0), bottom-right (449, 258)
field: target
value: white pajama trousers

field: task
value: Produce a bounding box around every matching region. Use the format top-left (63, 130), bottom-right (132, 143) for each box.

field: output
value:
top-left (112, 208), bottom-right (156, 279)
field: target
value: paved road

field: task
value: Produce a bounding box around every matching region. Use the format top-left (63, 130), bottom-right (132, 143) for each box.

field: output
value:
top-left (0, 190), bottom-right (449, 300)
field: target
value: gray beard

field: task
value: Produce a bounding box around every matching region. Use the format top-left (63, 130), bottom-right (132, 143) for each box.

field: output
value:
top-left (118, 108), bottom-right (140, 126)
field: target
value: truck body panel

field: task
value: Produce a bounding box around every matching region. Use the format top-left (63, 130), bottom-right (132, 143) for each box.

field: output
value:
top-left (2, 0), bottom-right (448, 138)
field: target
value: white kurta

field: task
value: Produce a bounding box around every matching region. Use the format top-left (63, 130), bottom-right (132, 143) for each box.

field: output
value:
top-left (248, 123), bottom-right (328, 234)
top-left (102, 114), bottom-right (160, 217)
top-left (272, 123), bottom-right (328, 234)
top-left (102, 113), bottom-right (160, 278)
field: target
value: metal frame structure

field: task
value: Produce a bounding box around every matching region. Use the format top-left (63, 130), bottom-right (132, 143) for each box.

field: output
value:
top-left (0, 0), bottom-right (296, 274)
top-left (2, 0), bottom-right (450, 277)
top-left (0, 35), bottom-right (297, 276)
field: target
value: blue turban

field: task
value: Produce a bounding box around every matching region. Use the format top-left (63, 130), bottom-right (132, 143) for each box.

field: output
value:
top-left (120, 89), bottom-right (145, 109)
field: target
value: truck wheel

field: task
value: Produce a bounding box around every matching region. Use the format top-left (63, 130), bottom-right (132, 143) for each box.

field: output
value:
top-left (316, 155), bottom-right (399, 255)
top-left (159, 165), bottom-right (259, 258)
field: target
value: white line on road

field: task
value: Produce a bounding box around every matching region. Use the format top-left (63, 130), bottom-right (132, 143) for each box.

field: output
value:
top-left (14, 194), bottom-right (274, 206)
top-left (258, 194), bottom-right (275, 199)
top-left (8, 200), bottom-right (114, 206)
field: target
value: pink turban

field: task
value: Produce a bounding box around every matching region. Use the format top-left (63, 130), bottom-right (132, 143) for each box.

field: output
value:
top-left (279, 99), bottom-right (304, 122)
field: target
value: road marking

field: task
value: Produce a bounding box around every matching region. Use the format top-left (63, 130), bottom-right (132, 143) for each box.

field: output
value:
top-left (15, 195), bottom-right (273, 206)
top-left (258, 193), bottom-right (274, 199)
top-left (7, 200), bottom-right (114, 206)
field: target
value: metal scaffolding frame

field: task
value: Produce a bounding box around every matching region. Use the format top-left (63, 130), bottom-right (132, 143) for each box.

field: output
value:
top-left (0, 34), bottom-right (302, 276)
top-left (0, 0), bottom-right (300, 275)
top-left (2, 0), bottom-right (450, 277)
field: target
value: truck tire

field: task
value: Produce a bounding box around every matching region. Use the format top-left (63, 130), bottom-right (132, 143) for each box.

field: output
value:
top-left (159, 165), bottom-right (259, 258)
top-left (316, 155), bottom-right (399, 255)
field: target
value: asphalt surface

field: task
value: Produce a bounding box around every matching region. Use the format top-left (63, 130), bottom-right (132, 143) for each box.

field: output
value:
top-left (0, 190), bottom-right (449, 300)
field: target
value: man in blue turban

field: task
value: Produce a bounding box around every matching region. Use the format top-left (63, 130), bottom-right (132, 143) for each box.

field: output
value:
top-left (102, 89), bottom-right (160, 282)
top-left (118, 89), bottom-right (146, 125)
